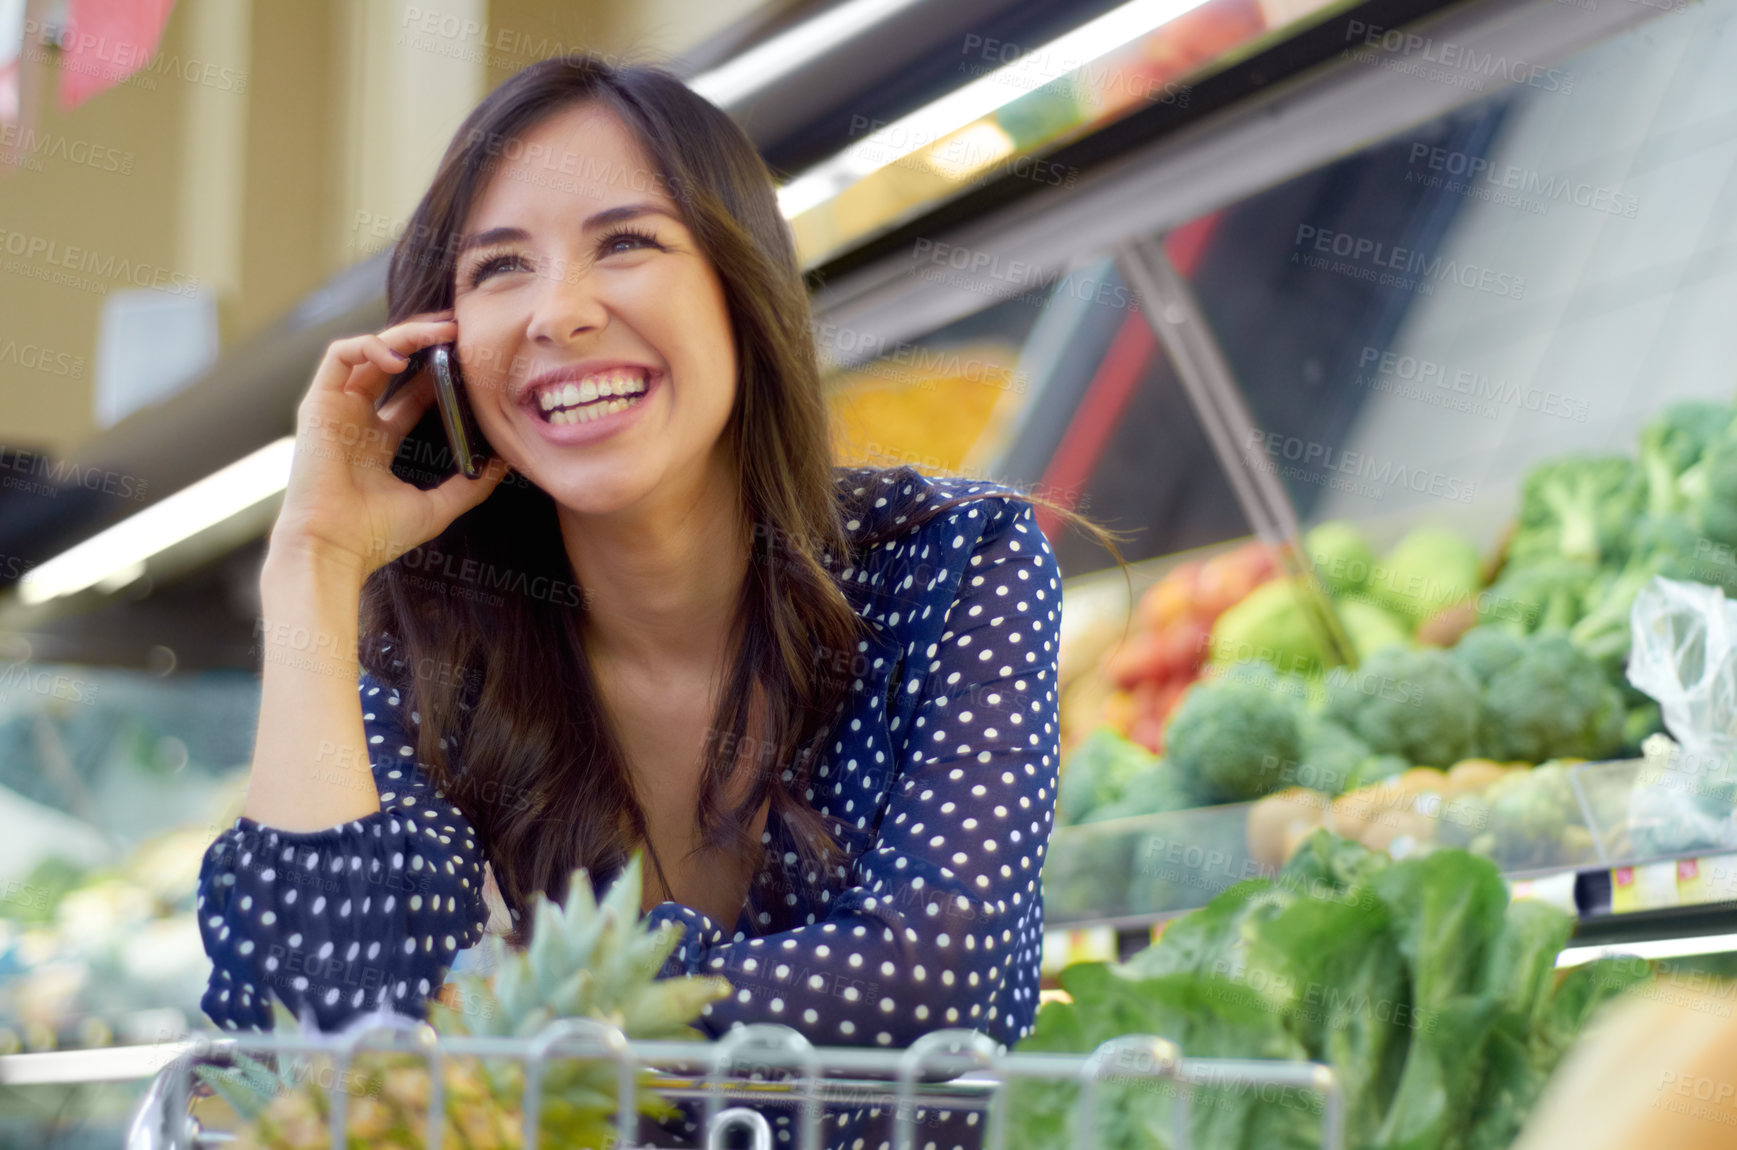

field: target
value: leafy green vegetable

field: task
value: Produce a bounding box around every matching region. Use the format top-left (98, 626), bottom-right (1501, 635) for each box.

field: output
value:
top-left (1507, 455), bottom-right (1644, 567)
top-left (1478, 636), bottom-right (1625, 763)
top-left (1210, 578), bottom-right (1336, 679)
top-left (1244, 878), bottom-right (1407, 1150)
top-left (1164, 669), bottom-right (1306, 804)
top-left (1307, 520), bottom-right (1376, 596)
top-left (1369, 526), bottom-right (1484, 627)
top-left (1682, 433), bottom-right (1737, 547)
top-left (1043, 823), bottom-right (1138, 920)
top-left (1325, 647), bottom-right (1482, 767)
top-left (1446, 626), bottom-right (1527, 688)
top-left (1060, 727), bottom-right (1160, 824)
top-left (1454, 899), bottom-right (1575, 1150)
top-left (1279, 827), bottom-right (1390, 896)
top-left (1084, 762), bottom-right (1200, 823)
top-left (1638, 401), bottom-right (1735, 518)
top-left (1568, 513), bottom-right (1737, 672)
top-left (1123, 879), bottom-right (1284, 981)
top-left (1365, 850), bottom-right (1510, 1150)
top-left (1296, 716), bottom-right (1373, 796)
top-left (1470, 763), bottom-right (1578, 869)
top-left (1479, 557), bottom-right (1598, 636)
top-left (1015, 835), bottom-right (1654, 1150)
top-left (1338, 599), bottom-right (1412, 660)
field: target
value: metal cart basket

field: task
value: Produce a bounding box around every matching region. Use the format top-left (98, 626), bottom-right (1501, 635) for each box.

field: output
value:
top-left (109, 1018), bottom-right (1345, 1150)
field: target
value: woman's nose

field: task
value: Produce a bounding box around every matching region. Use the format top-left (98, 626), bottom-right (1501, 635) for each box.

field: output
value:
top-left (525, 254), bottom-right (608, 345)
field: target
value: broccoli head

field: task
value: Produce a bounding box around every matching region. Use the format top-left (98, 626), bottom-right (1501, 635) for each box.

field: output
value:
top-left (1163, 670), bottom-right (1306, 804)
top-left (1479, 763), bottom-right (1577, 868)
top-left (1480, 556), bottom-right (1598, 636)
top-left (1568, 514), bottom-right (1723, 670)
top-left (1324, 646), bottom-right (1483, 766)
top-left (1683, 434), bottom-right (1737, 549)
top-left (1295, 715), bottom-right (1374, 796)
top-left (1479, 634), bottom-right (1626, 763)
top-left (1041, 825), bottom-right (1136, 918)
top-left (1639, 401), bottom-right (1734, 517)
top-left (1279, 826), bottom-right (1389, 894)
top-left (1448, 625), bottom-right (1528, 686)
top-left (1081, 760), bottom-right (1200, 821)
top-left (1508, 455), bottom-right (1644, 567)
top-left (1057, 726), bottom-right (1156, 824)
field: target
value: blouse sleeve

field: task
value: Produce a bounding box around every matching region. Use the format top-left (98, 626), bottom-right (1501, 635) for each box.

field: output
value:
top-left (195, 668), bottom-right (490, 1031)
top-left (647, 495), bottom-right (1063, 1049)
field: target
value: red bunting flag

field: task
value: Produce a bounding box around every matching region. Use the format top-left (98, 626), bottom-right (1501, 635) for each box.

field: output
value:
top-left (0, 0), bottom-right (24, 125)
top-left (57, 0), bottom-right (175, 111)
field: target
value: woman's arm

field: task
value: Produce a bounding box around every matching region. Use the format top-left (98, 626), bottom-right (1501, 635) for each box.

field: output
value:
top-left (648, 495), bottom-right (1063, 1048)
top-left (239, 542), bottom-right (384, 831)
top-left (197, 665), bottom-right (491, 1031)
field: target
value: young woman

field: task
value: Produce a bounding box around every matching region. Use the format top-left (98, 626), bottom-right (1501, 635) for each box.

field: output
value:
top-left (196, 53), bottom-right (1091, 1079)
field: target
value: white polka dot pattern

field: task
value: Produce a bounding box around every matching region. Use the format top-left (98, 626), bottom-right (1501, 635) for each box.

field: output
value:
top-left (645, 470), bottom-right (1062, 1051)
top-left (193, 468), bottom-right (1063, 1058)
top-left (194, 667), bottom-right (489, 1031)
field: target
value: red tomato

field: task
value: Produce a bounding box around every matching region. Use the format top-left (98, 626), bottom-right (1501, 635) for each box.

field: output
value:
top-left (1129, 675), bottom-right (1169, 717)
top-left (1154, 616), bottom-right (1212, 679)
top-left (1127, 714), bottom-right (1168, 754)
top-left (1104, 631), bottom-right (1166, 690)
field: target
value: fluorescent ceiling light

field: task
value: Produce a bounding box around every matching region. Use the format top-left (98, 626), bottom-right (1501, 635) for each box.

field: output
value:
top-left (1555, 932), bottom-right (1737, 969)
top-left (690, 0), bottom-right (932, 110)
top-left (776, 0), bottom-right (1216, 217)
top-left (15, 436), bottom-right (296, 606)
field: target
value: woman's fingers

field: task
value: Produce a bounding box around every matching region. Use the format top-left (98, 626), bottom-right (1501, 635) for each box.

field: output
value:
top-left (376, 369), bottom-right (435, 443)
top-left (422, 454), bottom-right (513, 530)
top-left (309, 314), bottom-right (457, 407)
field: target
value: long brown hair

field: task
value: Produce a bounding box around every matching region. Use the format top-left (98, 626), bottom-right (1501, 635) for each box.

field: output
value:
top-left (359, 52), bottom-right (1124, 944)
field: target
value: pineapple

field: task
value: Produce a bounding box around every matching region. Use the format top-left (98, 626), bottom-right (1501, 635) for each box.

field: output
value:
top-left (199, 854), bottom-right (730, 1148)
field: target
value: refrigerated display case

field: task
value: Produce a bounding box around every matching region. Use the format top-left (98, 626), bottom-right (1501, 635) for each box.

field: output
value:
top-left (799, 0), bottom-right (1737, 971)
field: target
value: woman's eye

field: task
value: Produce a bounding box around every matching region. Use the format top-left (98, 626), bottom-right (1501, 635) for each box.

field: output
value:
top-left (467, 253), bottom-right (524, 286)
top-left (599, 229), bottom-right (663, 257)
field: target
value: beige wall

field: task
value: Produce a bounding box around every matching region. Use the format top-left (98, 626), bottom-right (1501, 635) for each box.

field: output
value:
top-left (0, 0), bottom-right (200, 457)
top-left (0, 0), bottom-right (766, 459)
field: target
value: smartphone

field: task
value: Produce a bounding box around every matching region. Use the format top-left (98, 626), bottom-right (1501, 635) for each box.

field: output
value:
top-left (377, 341), bottom-right (492, 484)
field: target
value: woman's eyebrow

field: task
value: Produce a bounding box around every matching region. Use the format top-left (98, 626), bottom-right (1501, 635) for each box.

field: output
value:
top-left (456, 203), bottom-right (679, 256)
top-left (583, 201), bottom-right (678, 230)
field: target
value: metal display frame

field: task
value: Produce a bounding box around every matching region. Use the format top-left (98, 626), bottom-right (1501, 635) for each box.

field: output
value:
top-left (100, 1020), bottom-right (1344, 1150)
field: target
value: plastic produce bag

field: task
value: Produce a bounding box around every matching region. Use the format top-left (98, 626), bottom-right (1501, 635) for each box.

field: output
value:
top-left (1623, 577), bottom-right (1737, 856)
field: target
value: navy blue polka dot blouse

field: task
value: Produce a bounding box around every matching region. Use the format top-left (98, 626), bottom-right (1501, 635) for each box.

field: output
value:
top-left (195, 468), bottom-right (1064, 1052)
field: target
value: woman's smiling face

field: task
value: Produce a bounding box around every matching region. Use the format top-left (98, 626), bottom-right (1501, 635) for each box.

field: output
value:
top-left (451, 100), bottom-right (738, 515)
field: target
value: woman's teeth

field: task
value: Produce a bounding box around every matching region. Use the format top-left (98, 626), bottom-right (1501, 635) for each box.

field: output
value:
top-left (535, 371), bottom-right (649, 425)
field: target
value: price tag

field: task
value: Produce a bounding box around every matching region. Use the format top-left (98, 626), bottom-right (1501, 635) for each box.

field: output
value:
top-left (1611, 861), bottom-right (1679, 913)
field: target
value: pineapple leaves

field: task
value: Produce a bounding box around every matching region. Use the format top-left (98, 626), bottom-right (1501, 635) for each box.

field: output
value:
top-left (216, 852), bottom-right (732, 1149)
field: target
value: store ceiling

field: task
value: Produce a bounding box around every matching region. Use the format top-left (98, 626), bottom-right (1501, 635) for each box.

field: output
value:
top-left (0, 0), bottom-right (1465, 670)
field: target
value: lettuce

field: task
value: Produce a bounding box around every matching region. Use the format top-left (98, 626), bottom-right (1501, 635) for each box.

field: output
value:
top-left (1011, 834), bottom-right (1654, 1150)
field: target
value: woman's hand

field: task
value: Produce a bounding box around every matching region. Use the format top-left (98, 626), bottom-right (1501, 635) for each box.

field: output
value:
top-left (269, 310), bottom-right (512, 580)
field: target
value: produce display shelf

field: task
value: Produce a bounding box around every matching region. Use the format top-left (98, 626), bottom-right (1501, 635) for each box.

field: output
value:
top-left (1039, 750), bottom-right (1737, 973)
top-left (1042, 850), bottom-right (1737, 977)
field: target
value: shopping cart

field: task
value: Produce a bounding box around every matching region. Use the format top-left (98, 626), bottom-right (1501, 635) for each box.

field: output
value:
top-left (113, 1018), bottom-right (1344, 1150)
